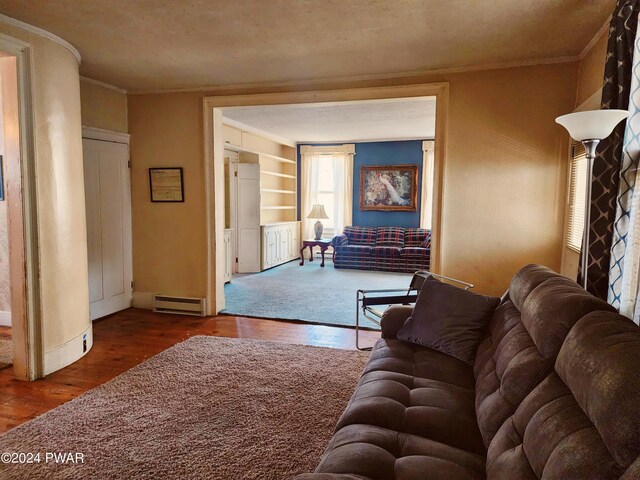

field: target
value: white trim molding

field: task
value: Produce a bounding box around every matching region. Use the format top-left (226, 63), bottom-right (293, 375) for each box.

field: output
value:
top-left (0, 14), bottom-right (81, 64)
top-left (82, 126), bottom-right (130, 144)
top-left (300, 144), bottom-right (355, 154)
top-left (0, 311), bottom-right (11, 326)
top-left (43, 323), bottom-right (93, 376)
top-left (79, 75), bottom-right (127, 94)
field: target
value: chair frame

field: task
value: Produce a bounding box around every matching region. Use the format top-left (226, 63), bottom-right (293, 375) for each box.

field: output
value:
top-left (355, 271), bottom-right (474, 350)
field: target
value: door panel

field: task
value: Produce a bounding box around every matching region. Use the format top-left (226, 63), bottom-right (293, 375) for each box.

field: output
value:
top-left (237, 163), bottom-right (261, 272)
top-left (83, 138), bottom-right (132, 320)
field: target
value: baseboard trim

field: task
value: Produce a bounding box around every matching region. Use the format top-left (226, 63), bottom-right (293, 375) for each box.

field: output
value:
top-left (0, 311), bottom-right (11, 326)
top-left (132, 292), bottom-right (154, 310)
top-left (43, 323), bottom-right (93, 376)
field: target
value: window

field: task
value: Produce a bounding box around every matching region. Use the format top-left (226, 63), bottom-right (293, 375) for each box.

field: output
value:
top-left (567, 142), bottom-right (587, 252)
top-left (317, 154), bottom-right (335, 234)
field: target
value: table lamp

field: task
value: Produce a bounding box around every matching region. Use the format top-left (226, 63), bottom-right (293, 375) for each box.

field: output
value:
top-left (307, 204), bottom-right (329, 240)
top-left (555, 109), bottom-right (629, 290)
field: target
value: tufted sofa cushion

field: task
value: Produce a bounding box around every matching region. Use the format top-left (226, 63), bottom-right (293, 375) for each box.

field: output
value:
top-left (472, 264), bottom-right (614, 447)
top-left (486, 312), bottom-right (640, 479)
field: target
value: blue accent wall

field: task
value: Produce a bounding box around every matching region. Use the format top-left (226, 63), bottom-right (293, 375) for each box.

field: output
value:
top-left (297, 140), bottom-right (424, 228)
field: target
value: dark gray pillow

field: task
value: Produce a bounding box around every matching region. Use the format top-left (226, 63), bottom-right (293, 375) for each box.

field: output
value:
top-left (397, 277), bottom-right (500, 364)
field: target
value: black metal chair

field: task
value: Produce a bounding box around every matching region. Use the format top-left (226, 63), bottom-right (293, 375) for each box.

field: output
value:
top-left (355, 271), bottom-right (474, 350)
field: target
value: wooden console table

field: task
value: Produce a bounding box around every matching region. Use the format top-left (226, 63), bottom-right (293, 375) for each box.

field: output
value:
top-left (299, 239), bottom-right (332, 267)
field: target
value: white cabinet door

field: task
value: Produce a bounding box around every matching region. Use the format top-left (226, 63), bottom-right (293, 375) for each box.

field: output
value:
top-left (83, 138), bottom-right (132, 321)
top-left (237, 163), bottom-right (261, 272)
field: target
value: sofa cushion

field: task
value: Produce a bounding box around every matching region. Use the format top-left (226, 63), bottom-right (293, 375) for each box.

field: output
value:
top-left (371, 246), bottom-right (401, 257)
top-left (405, 228), bottom-right (428, 247)
top-left (486, 312), bottom-right (640, 479)
top-left (399, 247), bottom-right (428, 258)
top-left (472, 264), bottom-right (615, 447)
top-left (397, 277), bottom-right (500, 365)
top-left (311, 424), bottom-right (486, 480)
top-left (375, 227), bottom-right (405, 247)
top-left (333, 339), bottom-right (486, 459)
top-left (343, 226), bottom-right (376, 246)
top-left (335, 245), bottom-right (372, 256)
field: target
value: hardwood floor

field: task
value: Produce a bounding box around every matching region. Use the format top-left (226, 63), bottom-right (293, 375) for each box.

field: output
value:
top-left (0, 308), bottom-right (379, 433)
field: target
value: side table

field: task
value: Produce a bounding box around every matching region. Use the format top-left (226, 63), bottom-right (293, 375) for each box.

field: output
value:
top-left (299, 239), bottom-right (332, 267)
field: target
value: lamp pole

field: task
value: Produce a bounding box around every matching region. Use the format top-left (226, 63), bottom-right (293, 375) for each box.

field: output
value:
top-left (580, 139), bottom-right (599, 291)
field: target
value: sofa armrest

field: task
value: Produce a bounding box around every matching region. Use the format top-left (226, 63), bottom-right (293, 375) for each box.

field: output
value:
top-left (331, 234), bottom-right (349, 247)
top-left (380, 305), bottom-right (413, 339)
top-left (295, 475), bottom-right (371, 480)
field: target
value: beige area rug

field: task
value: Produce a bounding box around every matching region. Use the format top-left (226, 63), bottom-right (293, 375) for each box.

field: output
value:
top-left (0, 336), bottom-right (369, 479)
top-left (0, 339), bottom-right (13, 370)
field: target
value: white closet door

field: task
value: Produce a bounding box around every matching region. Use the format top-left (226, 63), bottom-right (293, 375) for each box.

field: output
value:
top-left (83, 138), bottom-right (132, 320)
top-left (236, 163), bottom-right (261, 272)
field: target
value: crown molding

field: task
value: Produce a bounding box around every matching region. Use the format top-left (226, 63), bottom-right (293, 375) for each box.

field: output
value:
top-left (579, 14), bottom-right (611, 60)
top-left (0, 14), bottom-right (81, 63)
top-left (80, 76), bottom-right (127, 94)
top-left (129, 56), bottom-right (578, 95)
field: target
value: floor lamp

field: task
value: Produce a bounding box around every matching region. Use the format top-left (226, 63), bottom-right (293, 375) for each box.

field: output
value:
top-left (556, 109), bottom-right (629, 290)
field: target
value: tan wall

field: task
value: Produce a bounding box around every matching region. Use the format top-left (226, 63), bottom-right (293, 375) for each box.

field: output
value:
top-left (0, 20), bottom-right (90, 369)
top-left (575, 30), bottom-right (608, 107)
top-left (79, 79), bottom-right (128, 133)
top-left (128, 93), bottom-right (207, 297)
top-left (129, 61), bottom-right (578, 298)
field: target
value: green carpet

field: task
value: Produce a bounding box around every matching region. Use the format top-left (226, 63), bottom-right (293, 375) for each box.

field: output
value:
top-left (222, 260), bottom-right (413, 328)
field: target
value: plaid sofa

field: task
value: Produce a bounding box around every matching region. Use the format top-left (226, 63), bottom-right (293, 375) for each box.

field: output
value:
top-left (331, 226), bottom-right (431, 273)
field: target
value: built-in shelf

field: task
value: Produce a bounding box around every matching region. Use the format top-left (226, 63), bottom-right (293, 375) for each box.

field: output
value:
top-left (261, 188), bottom-right (296, 194)
top-left (261, 170), bottom-right (296, 179)
top-left (261, 206), bottom-right (297, 210)
top-left (224, 142), bottom-right (296, 164)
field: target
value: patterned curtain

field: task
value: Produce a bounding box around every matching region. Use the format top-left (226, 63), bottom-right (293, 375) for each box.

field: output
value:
top-left (582, 0), bottom-right (640, 300)
top-left (609, 13), bottom-right (640, 324)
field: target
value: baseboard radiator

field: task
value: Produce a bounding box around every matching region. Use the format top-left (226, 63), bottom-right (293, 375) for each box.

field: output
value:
top-left (153, 295), bottom-right (207, 317)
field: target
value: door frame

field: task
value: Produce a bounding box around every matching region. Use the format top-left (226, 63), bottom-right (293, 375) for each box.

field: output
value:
top-left (203, 83), bottom-right (449, 314)
top-left (0, 33), bottom-right (41, 380)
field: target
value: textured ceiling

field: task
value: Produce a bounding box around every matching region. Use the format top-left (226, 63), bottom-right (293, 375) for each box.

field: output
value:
top-left (0, 0), bottom-right (614, 92)
top-left (222, 97), bottom-right (436, 143)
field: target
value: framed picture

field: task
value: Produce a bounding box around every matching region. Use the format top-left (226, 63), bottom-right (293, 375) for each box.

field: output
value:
top-left (359, 164), bottom-right (418, 211)
top-left (0, 155), bottom-right (4, 202)
top-left (149, 167), bottom-right (185, 202)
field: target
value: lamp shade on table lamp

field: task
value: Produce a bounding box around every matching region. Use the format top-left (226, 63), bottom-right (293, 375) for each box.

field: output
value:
top-left (555, 108), bottom-right (629, 290)
top-left (307, 204), bottom-right (329, 240)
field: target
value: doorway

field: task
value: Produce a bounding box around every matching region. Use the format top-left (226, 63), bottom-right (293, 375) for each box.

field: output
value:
top-left (204, 83), bottom-right (449, 316)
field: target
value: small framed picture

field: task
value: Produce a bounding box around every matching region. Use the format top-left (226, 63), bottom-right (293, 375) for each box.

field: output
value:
top-left (149, 167), bottom-right (184, 203)
top-left (0, 155), bottom-right (4, 202)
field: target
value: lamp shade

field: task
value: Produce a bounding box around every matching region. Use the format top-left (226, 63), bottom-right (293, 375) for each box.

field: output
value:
top-left (555, 109), bottom-right (628, 141)
top-left (307, 204), bottom-right (329, 219)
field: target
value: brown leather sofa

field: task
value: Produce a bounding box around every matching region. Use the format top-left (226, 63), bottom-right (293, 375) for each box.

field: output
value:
top-left (296, 265), bottom-right (640, 480)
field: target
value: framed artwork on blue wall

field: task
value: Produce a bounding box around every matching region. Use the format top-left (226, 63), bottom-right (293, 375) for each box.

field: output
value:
top-left (0, 155), bottom-right (4, 201)
top-left (359, 164), bottom-right (418, 211)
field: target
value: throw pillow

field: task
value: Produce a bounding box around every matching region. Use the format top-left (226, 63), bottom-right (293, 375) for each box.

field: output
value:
top-left (397, 277), bottom-right (499, 364)
top-left (421, 231), bottom-right (431, 248)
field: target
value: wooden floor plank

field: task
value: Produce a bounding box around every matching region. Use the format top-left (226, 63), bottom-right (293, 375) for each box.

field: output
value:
top-left (0, 308), bottom-right (379, 433)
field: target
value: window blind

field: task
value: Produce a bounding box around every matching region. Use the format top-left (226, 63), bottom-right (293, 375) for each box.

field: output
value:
top-left (567, 142), bottom-right (587, 252)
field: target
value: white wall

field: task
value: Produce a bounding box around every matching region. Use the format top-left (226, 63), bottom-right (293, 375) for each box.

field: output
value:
top-left (0, 70), bottom-right (9, 325)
